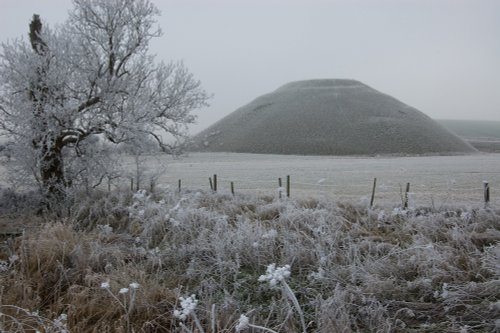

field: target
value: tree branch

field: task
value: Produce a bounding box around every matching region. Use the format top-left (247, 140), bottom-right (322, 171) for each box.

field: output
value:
top-left (77, 96), bottom-right (100, 113)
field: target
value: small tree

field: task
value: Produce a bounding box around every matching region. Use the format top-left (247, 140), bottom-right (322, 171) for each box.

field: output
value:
top-left (0, 0), bottom-right (208, 201)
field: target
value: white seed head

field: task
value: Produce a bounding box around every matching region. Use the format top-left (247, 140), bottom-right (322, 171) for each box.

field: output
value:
top-left (174, 294), bottom-right (198, 321)
top-left (235, 314), bottom-right (250, 332)
top-left (259, 263), bottom-right (291, 287)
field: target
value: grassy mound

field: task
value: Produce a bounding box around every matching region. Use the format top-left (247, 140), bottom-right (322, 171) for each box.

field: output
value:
top-left (192, 79), bottom-right (476, 155)
top-left (0, 189), bottom-right (498, 332)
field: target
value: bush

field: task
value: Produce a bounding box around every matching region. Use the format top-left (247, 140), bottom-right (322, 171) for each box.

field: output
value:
top-left (0, 187), bottom-right (43, 215)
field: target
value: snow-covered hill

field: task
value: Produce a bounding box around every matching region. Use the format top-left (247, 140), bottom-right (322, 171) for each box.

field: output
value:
top-left (192, 79), bottom-right (476, 155)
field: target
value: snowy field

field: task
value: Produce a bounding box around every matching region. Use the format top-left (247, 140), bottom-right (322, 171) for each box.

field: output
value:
top-left (137, 152), bottom-right (500, 208)
top-left (1, 152), bottom-right (499, 207)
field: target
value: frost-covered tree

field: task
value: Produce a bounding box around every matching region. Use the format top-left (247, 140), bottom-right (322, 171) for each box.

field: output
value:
top-left (0, 0), bottom-right (208, 199)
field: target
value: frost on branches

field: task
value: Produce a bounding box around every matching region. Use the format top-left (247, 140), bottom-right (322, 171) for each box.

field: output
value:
top-left (0, 0), bottom-right (208, 200)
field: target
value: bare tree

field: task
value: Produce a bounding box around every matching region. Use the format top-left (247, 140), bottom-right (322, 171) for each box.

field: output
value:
top-left (0, 0), bottom-right (208, 200)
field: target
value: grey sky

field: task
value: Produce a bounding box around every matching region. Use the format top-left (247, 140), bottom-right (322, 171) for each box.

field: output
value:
top-left (1, 0), bottom-right (499, 134)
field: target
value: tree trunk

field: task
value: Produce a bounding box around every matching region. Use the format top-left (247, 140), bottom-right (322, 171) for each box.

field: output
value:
top-left (28, 15), bottom-right (67, 200)
top-left (39, 136), bottom-right (66, 199)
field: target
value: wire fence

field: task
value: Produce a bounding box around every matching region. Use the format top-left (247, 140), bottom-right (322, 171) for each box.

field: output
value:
top-left (122, 171), bottom-right (499, 208)
top-left (3, 152), bottom-right (498, 208)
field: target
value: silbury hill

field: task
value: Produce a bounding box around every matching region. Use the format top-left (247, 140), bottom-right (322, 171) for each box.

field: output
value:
top-left (191, 79), bottom-right (476, 155)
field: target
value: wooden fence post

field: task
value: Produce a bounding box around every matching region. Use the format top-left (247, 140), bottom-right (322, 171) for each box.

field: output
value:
top-left (286, 175), bottom-right (290, 198)
top-left (484, 181), bottom-right (490, 207)
top-left (370, 177), bottom-right (377, 208)
top-left (231, 181), bottom-right (234, 196)
top-left (178, 179), bottom-right (182, 193)
top-left (209, 177), bottom-right (213, 191)
top-left (404, 182), bottom-right (410, 209)
top-left (213, 174), bottom-right (217, 192)
top-left (278, 178), bottom-right (282, 199)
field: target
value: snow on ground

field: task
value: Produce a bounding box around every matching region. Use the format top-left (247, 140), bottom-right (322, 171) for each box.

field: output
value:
top-left (131, 152), bottom-right (500, 208)
top-left (1, 152), bottom-right (498, 207)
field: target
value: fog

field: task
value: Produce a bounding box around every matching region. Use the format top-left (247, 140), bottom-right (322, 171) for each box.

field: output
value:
top-left (1, 0), bottom-right (499, 134)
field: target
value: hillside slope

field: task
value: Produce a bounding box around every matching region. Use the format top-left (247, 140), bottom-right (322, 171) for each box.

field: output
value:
top-left (192, 79), bottom-right (476, 155)
top-left (436, 119), bottom-right (500, 140)
top-left (437, 119), bottom-right (500, 152)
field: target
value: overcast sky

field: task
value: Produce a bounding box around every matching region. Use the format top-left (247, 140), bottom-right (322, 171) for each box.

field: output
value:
top-left (1, 0), bottom-right (499, 134)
